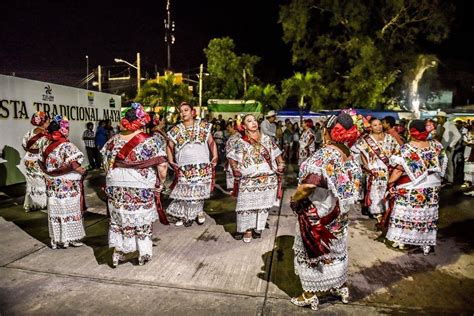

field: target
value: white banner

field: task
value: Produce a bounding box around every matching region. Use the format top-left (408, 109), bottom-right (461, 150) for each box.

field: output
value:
top-left (0, 74), bottom-right (121, 185)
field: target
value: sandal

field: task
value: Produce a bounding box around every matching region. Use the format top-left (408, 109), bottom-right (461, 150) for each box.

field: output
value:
top-left (243, 230), bottom-right (252, 243)
top-left (290, 292), bottom-right (319, 310)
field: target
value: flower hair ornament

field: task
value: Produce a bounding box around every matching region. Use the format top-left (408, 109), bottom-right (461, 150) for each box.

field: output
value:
top-left (31, 111), bottom-right (48, 126)
top-left (120, 103), bottom-right (150, 131)
top-left (49, 115), bottom-right (69, 140)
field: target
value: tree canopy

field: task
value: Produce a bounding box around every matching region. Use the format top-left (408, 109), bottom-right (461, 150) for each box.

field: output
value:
top-left (203, 37), bottom-right (261, 101)
top-left (279, 0), bottom-right (455, 109)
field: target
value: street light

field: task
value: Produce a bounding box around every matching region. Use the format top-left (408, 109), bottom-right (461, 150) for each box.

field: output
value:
top-left (86, 55), bottom-right (89, 90)
top-left (114, 52), bottom-right (141, 95)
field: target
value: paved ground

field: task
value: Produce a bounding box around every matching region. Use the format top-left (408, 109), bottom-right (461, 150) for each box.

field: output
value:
top-left (0, 166), bottom-right (473, 315)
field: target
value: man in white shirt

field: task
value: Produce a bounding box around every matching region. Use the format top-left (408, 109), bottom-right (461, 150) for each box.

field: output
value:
top-left (260, 110), bottom-right (277, 140)
top-left (436, 111), bottom-right (461, 184)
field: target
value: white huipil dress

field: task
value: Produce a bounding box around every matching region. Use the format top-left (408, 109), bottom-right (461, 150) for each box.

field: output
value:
top-left (386, 141), bottom-right (447, 247)
top-left (21, 129), bottom-right (48, 211)
top-left (293, 147), bottom-right (362, 292)
top-left (166, 119), bottom-right (213, 222)
top-left (227, 134), bottom-right (282, 233)
top-left (298, 128), bottom-right (316, 165)
top-left (41, 141), bottom-right (86, 244)
top-left (225, 133), bottom-right (241, 190)
top-left (101, 134), bottom-right (167, 259)
top-left (354, 133), bottom-right (399, 215)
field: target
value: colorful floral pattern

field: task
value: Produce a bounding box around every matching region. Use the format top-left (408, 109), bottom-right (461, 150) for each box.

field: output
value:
top-left (299, 147), bottom-right (361, 207)
top-left (167, 119), bottom-right (212, 150)
top-left (45, 178), bottom-right (81, 198)
top-left (393, 140), bottom-right (446, 182)
top-left (101, 134), bottom-right (166, 174)
top-left (106, 186), bottom-right (155, 212)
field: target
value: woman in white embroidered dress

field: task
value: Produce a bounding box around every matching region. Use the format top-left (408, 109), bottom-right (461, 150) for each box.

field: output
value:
top-left (290, 113), bottom-right (362, 310)
top-left (462, 123), bottom-right (474, 194)
top-left (385, 120), bottom-right (446, 255)
top-left (355, 118), bottom-right (399, 221)
top-left (166, 102), bottom-right (218, 227)
top-left (22, 111), bottom-right (49, 212)
top-left (227, 114), bottom-right (284, 243)
top-left (225, 122), bottom-right (241, 191)
top-left (101, 104), bottom-right (168, 266)
top-left (40, 116), bottom-right (86, 249)
top-left (298, 119), bottom-right (316, 165)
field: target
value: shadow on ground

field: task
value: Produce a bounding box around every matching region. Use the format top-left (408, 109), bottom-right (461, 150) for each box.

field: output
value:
top-left (257, 235), bottom-right (302, 298)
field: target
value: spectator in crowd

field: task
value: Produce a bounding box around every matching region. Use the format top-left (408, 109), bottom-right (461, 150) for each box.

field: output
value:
top-left (105, 119), bottom-right (115, 140)
top-left (292, 122), bottom-right (300, 162)
top-left (276, 120), bottom-right (284, 148)
top-left (82, 122), bottom-right (100, 169)
top-left (283, 119), bottom-right (293, 161)
top-left (213, 124), bottom-right (226, 167)
top-left (382, 116), bottom-right (404, 145)
top-left (260, 110), bottom-right (277, 141)
top-left (95, 120), bottom-right (108, 150)
top-left (314, 122), bottom-right (323, 150)
top-left (436, 111), bottom-right (461, 185)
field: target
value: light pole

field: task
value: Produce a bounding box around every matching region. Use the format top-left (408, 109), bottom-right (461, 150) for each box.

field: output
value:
top-left (86, 55), bottom-right (89, 90)
top-left (197, 64), bottom-right (209, 117)
top-left (114, 52), bottom-right (141, 95)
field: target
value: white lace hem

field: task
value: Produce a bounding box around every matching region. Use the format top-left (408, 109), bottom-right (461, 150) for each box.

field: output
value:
top-left (236, 209), bottom-right (269, 232)
top-left (166, 199), bottom-right (204, 221)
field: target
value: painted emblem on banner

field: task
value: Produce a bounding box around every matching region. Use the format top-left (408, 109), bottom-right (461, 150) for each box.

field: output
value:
top-left (109, 97), bottom-right (116, 108)
top-left (42, 85), bottom-right (54, 101)
top-left (87, 92), bottom-right (94, 106)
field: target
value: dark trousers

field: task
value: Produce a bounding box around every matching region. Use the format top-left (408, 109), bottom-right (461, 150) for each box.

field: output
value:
top-left (86, 146), bottom-right (101, 169)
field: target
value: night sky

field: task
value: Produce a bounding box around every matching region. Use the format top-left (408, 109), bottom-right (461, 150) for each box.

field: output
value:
top-left (1, 0), bottom-right (472, 98)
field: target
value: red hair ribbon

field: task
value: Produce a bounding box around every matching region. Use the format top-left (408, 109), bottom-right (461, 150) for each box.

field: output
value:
top-left (330, 123), bottom-right (359, 146)
top-left (121, 118), bottom-right (143, 132)
top-left (409, 128), bottom-right (429, 141)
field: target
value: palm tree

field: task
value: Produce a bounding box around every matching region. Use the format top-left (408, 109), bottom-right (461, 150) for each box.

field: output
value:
top-left (135, 74), bottom-right (193, 122)
top-left (281, 72), bottom-right (327, 111)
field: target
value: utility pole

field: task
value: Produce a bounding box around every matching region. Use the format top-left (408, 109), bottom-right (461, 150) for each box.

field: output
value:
top-left (86, 55), bottom-right (89, 90)
top-left (164, 0), bottom-right (175, 69)
top-left (199, 64), bottom-right (203, 116)
top-left (137, 52), bottom-right (141, 93)
top-left (97, 65), bottom-right (102, 92)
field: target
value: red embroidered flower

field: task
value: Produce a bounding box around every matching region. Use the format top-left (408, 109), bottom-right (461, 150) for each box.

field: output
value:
top-left (410, 152), bottom-right (420, 161)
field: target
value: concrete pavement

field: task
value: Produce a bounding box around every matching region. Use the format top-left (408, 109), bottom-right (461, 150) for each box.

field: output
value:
top-left (0, 168), bottom-right (473, 315)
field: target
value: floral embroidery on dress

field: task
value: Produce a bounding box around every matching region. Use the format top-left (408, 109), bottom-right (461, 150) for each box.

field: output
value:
top-left (101, 134), bottom-right (166, 174)
top-left (106, 186), bottom-right (155, 211)
top-left (393, 141), bottom-right (446, 182)
top-left (299, 147), bottom-right (360, 205)
top-left (167, 119), bottom-right (212, 150)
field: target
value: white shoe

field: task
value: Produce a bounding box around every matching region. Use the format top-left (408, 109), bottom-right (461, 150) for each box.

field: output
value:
top-left (70, 241), bottom-right (83, 247)
top-left (290, 292), bottom-right (319, 311)
top-left (51, 241), bottom-right (57, 250)
top-left (392, 242), bottom-right (405, 250)
top-left (175, 220), bottom-right (183, 227)
top-left (197, 212), bottom-right (206, 224)
top-left (422, 245), bottom-right (431, 255)
top-left (331, 287), bottom-right (349, 304)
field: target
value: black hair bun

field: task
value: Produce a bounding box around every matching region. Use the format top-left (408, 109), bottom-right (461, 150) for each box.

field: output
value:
top-left (410, 119), bottom-right (426, 133)
top-left (125, 108), bottom-right (138, 122)
top-left (47, 120), bottom-right (60, 133)
top-left (337, 113), bottom-right (354, 130)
